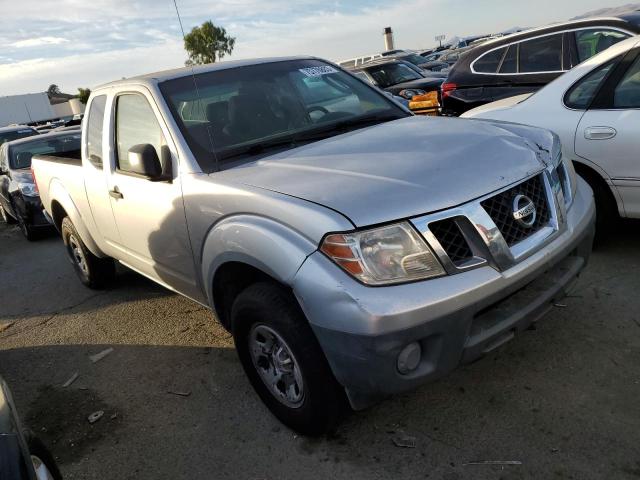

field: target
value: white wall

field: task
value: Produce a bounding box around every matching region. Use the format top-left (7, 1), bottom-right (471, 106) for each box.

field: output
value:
top-left (0, 93), bottom-right (55, 126)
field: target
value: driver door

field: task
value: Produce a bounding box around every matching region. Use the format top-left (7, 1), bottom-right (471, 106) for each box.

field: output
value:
top-left (106, 89), bottom-right (199, 299)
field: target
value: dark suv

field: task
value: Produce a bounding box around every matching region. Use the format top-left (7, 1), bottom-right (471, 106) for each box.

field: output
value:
top-left (442, 14), bottom-right (640, 115)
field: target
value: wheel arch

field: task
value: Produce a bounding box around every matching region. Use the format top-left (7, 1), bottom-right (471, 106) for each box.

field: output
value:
top-left (47, 182), bottom-right (105, 257)
top-left (201, 215), bottom-right (317, 330)
top-left (573, 159), bottom-right (624, 217)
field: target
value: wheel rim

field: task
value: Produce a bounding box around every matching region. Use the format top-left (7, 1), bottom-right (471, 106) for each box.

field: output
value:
top-left (31, 455), bottom-right (55, 480)
top-left (249, 324), bottom-right (305, 408)
top-left (68, 234), bottom-right (89, 276)
top-left (0, 206), bottom-right (7, 223)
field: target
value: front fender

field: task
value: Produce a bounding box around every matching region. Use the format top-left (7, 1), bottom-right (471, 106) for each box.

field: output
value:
top-left (201, 215), bottom-right (318, 307)
top-left (47, 179), bottom-right (104, 257)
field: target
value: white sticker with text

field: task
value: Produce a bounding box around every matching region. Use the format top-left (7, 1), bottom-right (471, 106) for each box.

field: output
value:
top-left (299, 66), bottom-right (338, 77)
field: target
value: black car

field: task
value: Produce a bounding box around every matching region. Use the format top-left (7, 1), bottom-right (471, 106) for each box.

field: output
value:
top-left (0, 376), bottom-right (62, 479)
top-left (382, 51), bottom-right (441, 70)
top-left (0, 126), bottom-right (38, 146)
top-left (0, 131), bottom-right (81, 240)
top-left (350, 58), bottom-right (444, 100)
top-left (442, 14), bottom-right (640, 115)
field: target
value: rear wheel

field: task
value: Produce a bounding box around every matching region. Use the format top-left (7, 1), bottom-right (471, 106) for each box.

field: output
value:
top-left (0, 203), bottom-right (16, 224)
top-left (231, 282), bottom-right (347, 435)
top-left (61, 216), bottom-right (115, 289)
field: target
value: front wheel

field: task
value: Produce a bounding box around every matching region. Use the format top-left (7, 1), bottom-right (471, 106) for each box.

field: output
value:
top-left (231, 282), bottom-right (347, 435)
top-left (61, 216), bottom-right (115, 289)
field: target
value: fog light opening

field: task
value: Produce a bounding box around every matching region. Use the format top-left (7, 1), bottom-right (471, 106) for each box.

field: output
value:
top-left (397, 342), bottom-right (422, 374)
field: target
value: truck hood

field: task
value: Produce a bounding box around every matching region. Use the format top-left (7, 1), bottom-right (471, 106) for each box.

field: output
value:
top-left (219, 116), bottom-right (557, 227)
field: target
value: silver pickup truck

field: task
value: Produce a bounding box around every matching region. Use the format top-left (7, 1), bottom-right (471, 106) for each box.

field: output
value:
top-left (32, 57), bottom-right (595, 435)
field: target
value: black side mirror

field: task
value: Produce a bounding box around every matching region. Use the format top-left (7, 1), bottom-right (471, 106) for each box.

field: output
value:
top-left (127, 144), bottom-right (170, 181)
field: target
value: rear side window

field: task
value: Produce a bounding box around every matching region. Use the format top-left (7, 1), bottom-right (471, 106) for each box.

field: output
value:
top-left (500, 45), bottom-right (518, 73)
top-left (575, 29), bottom-right (629, 63)
top-left (86, 95), bottom-right (107, 168)
top-left (565, 60), bottom-right (616, 109)
top-left (115, 94), bottom-right (166, 174)
top-left (474, 47), bottom-right (506, 73)
top-left (519, 34), bottom-right (563, 73)
top-left (613, 55), bottom-right (640, 108)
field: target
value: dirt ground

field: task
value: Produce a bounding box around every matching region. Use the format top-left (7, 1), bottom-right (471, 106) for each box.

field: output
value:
top-left (1, 220), bottom-right (639, 479)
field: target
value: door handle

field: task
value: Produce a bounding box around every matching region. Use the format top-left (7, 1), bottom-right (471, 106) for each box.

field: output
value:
top-left (108, 186), bottom-right (123, 199)
top-left (584, 126), bottom-right (616, 140)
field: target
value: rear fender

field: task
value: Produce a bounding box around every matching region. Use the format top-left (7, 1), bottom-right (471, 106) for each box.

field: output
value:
top-left (48, 179), bottom-right (105, 257)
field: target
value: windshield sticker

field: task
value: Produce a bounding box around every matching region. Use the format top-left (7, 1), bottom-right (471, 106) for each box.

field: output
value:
top-left (299, 66), bottom-right (338, 77)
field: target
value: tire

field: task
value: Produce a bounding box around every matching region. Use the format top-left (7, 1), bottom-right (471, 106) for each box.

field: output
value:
top-left (0, 203), bottom-right (17, 225)
top-left (61, 216), bottom-right (115, 289)
top-left (24, 431), bottom-right (63, 480)
top-left (16, 214), bottom-right (37, 241)
top-left (231, 282), bottom-right (347, 435)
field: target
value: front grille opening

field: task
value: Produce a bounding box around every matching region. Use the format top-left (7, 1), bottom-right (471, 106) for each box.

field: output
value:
top-left (481, 174), bottom-right (550, 247)
top-left (429, 217), bottom-right (473, 265)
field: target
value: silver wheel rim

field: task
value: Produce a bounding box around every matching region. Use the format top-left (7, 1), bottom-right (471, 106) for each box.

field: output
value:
top-left (68, 234), bottom-right (89, 275)
top-left (249, 324), bottom-right (305, 408)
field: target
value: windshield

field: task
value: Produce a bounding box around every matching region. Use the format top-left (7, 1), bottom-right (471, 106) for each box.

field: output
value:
top-left (399, 54), bottom-right (427, 66)
top-left (365, 63), bottom-right (422, 88)
top-left (160, 59), bottom-right (407, 170)
top-left (9, 133), bottom-right (81, 169)
top-left (0, 128), bottom-right (38, 146)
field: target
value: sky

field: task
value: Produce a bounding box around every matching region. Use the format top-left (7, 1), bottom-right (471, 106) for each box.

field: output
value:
top-left (0, 0), bottom-right (637, 96)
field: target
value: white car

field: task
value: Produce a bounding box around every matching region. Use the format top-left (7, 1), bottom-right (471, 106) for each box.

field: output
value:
top-left (463, 35), bottom-right (640, 232)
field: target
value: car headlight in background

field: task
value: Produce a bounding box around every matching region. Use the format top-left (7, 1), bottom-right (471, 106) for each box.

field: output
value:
top-left (320, 222), bottom-right (445, 285)
top-left (18, 182), bottom-right (38, 197)
top-left (399, 89), bottom-right (426, 100)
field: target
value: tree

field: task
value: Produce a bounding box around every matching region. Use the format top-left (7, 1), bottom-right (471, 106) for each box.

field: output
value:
top-left (77, 88), bottom-right (91, 104)
top-left (47, 84), bottom-right (61, 97)
top-left (184, 21), bottom-right (235, 66)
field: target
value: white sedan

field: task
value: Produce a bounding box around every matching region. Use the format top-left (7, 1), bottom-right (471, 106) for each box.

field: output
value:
top-left (463, 35), bottom-right (640, 233)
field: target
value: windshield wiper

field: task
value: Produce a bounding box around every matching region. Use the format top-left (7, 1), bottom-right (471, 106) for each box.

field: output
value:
top-left (218, 112), bottom-right (401, 162)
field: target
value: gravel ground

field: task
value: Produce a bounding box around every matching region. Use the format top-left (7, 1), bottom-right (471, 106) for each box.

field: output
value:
top-left (1, 220), bottom-right (639, 480)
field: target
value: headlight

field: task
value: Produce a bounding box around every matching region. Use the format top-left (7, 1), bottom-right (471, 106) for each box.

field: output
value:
top-left (399, 89), bottom-right (426, 100)
top-left (320, 222), bottom-right (445, 285)
top-left (18, 182), bottom-right (38, 197)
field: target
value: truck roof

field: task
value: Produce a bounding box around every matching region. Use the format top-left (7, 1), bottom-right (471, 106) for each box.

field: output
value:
top-left (94, 56), bottom-right (317, 91)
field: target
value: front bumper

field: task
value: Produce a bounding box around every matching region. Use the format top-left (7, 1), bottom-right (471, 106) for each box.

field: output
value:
top-left (293, 177), bottom-right (595, 409)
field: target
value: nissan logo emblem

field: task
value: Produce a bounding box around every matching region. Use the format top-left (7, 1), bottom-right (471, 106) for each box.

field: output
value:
top-left (512, 194), bottom-right (537, 228)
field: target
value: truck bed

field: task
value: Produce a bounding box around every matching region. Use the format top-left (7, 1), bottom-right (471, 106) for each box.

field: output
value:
top-left (32, 149), bottom-right (82, 167)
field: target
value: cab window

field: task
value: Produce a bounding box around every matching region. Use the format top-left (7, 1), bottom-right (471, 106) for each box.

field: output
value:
top-left (86, 95), bottom-right (107, 168)
top-left (115, 94), bottom-right (166, 174)
top-left (565, 59), bottom-right (617, 109)
top-left (613, 54), bottom-right (640, 108)
top-left (519, 34), bottom-right (563, 73)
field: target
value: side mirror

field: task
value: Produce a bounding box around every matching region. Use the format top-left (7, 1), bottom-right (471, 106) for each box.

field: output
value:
top-left (127, 144), bottom-right (170, 181)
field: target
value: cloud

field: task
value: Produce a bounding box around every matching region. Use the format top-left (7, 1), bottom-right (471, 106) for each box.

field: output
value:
top-left (10, 36), bottom-right (69, 48)
top-left (0, 0), bottom-right (629, 96)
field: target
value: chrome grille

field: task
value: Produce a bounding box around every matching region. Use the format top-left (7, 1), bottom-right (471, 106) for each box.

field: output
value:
top-left (429, 218), bottom-right (473, 264)
top-left (481, 175), bottom-right (550, 247)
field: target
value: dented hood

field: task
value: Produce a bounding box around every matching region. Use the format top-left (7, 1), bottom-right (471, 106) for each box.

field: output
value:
top-left (220, 116), bottom-right (558, 227)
